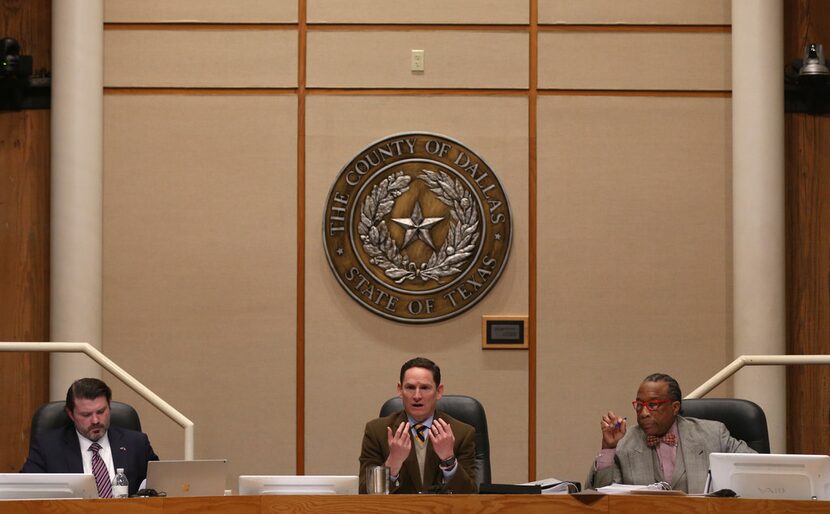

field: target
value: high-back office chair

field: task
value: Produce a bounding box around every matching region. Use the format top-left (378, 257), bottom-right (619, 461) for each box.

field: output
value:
top-left (680, 398), bottom-right (770, 453)
top-left (380, 394), bottom-right (491, 485)
top-left (30, 401), bottom-right (143, 442)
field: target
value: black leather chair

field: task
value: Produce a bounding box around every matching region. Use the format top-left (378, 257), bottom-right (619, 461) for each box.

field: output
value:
top-left (680, 398), bottom-right (770, 453)
top-left (379, 394), bottom-right (491, 485)
top-left (30, 401), bottom-right (143, 442)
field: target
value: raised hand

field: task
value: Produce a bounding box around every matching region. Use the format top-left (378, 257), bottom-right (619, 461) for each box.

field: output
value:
top-left (600, 410), bottom-right (627, 449)
top-left (430, 418), bottom-right (456, 461)
top-left (385, 421), bottom-right (411, 475)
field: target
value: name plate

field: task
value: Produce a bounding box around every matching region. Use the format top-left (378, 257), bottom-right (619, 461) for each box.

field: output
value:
top-left (481, 316), bottom-right (527, 349)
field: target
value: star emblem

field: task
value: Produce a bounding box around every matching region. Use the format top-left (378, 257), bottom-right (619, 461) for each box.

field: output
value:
top-left (495, 233), bottom-right (502, 241)
top-left (336, 247), bottom-right (344, 256)
top-left (391, 201), bottom-right (444, 250)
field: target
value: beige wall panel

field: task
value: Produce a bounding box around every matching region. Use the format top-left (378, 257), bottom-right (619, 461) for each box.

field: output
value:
top-left (535, 95), bottom-right (732, 483)
top-left (103, 94), bottom-right (297, 489)
top-left (308, 0), bottom-right (528, 24)
top-left (539, 32), bottom-right (731, 91)
top-left (105, 0), bottom-right (297, 23)
top-left (305, 95), bottom-right (529, 483)
top-left (307, 31), bottom-right (528, 89)
top-left (539, 0), bottom-right (730, 25)
top-left (104, 29), bottom-right (298, 88)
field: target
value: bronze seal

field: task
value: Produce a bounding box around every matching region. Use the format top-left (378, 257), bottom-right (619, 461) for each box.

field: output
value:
top-left (323, 133), bottom-right (512, 323)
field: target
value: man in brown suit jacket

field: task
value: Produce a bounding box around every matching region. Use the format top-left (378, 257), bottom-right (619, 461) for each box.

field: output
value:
top-left (358, 357), bottom-right (477, 494)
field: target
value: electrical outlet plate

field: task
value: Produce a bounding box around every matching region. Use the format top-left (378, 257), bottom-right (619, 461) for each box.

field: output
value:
top-left (411, 49), bottom-right (425, 72)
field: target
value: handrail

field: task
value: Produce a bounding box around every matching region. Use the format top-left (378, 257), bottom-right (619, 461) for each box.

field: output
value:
top-left (0, 341), bottom-right (194, 459)
top-left (686, 354), bottom-right (830, 399)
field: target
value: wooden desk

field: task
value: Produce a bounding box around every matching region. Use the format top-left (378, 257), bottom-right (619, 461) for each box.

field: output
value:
top-left (0, 494), bottom-right (826, 513)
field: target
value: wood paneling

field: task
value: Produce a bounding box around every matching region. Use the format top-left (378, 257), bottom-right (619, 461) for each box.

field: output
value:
top-left (0, 0), bottom-right (51, 472)
top-left (104, 29), bottom-right (298, 88)
top-left (538, 0), bottom-right (730, 25)
top-left (104, 0), bottom-right (298, 23)
top-left (307, 0), bottom-right (529, 25)
top-left (785, 0), bottom-right (830, 456)
top-left (306, 31), bottom-right (528, 89)
top-left (538, 31), bottom-right (731, 91)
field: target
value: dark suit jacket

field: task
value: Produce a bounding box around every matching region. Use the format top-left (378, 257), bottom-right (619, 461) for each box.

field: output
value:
top-left (359, 409), bottom-right (477, 494)
top-left (21, 424), bottom-right (159, 496)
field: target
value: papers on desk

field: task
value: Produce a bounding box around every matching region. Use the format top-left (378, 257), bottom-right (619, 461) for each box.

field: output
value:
top-left (596, 482), bottom-right (685, 495)
top-left (520, 477), bottom-right (579, 494)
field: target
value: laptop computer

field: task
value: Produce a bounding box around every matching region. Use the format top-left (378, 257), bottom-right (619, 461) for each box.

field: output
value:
top-left (706, 453), bottom-right (830, 500)
top-left (146, 459), bottom-right (228, 497)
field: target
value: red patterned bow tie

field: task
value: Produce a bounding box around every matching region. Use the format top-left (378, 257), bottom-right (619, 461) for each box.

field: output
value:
top-left (646, 433), bottom-right (677, 447)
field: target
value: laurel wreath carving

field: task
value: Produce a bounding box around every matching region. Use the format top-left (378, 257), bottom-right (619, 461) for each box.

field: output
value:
top-left (358, 169), bottom-right (479, 284)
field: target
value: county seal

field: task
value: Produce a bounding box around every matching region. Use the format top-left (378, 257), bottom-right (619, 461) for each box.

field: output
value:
top-left (323, 132), bottom-right (512, 323)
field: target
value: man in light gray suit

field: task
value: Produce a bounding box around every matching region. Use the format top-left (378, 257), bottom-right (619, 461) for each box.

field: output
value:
top-left (586, 373), bottom-right (755, 493)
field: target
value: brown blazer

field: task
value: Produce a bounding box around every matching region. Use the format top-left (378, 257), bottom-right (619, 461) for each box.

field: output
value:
top-left (358, 409), bottom-right (477, 494)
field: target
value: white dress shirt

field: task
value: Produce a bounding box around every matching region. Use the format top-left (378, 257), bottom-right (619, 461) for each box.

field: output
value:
top-left (77, 431), bottom-right (114, 482)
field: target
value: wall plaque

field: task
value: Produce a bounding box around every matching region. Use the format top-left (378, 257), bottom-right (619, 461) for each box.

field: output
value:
top-left (481, 315), bottom-right (528, 349)
top-left (323, 132), bottom-right (513, 323)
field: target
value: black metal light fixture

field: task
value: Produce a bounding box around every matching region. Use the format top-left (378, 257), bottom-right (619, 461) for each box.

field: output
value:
top-left (0, 37), bottom-right (50, 111)
top-left (785, 43), bottom-right (830, 115)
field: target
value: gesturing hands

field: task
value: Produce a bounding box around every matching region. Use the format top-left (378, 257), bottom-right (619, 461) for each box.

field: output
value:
top-left (600, 410), bottom-right (627, 449)
top-left (385, 422), bottom-right (411, 476)
top-left (430, 418), bottom-right (455, 460)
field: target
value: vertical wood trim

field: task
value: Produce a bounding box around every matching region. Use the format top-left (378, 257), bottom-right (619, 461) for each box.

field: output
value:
top-left (784, 0), bottom-right (830, 456)
top-left (0, 0), bottom-right (51, 472)
top-left (296, 0), bottom-right (307, 475)
top-left (528, 0), bottom-right (538, 482)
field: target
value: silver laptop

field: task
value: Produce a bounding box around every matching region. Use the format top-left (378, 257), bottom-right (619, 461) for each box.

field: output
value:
top-left (706, 453), bottom-right (830, 500)
top-left (146, 459), bottom-right (228, 497)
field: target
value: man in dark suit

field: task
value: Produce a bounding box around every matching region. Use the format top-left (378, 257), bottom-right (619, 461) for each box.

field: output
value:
top-left (359, 357), bottom-right (477, 494)
top-left (21, 378), bottom-right (159, 496)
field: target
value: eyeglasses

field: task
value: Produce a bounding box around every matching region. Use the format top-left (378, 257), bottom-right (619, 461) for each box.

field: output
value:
top-left (632, 399), bottom-right (673, 412)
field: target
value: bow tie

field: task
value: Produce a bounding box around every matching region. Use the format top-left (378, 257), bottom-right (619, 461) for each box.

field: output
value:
top-left (646, 433), bottom-right (677, 447)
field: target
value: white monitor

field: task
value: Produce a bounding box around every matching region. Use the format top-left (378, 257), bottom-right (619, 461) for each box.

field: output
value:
top-left (707, 453), bottom-right (830, 500)
top-left (0, 473), bottom-right (98, 500)
top-left (238, 475), bottom-right (359, 495)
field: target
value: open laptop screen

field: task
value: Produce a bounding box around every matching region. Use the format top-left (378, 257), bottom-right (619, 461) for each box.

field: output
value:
top-left (146, 459), bottom-right (228, 497)
top-left (707, 453), bottom-right (830, 500)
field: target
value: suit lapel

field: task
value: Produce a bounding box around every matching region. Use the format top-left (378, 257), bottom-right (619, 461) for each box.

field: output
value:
top-left (108, 427), bottom-right (128, 472)
top-left (62, 426), bottom-right (84, 473)
top-left (422, 411), bottom-right (448, 489)
top-left (677, 417), bottom-right (707, 493)
top-left (389, 411), bottom-right (422, 491)
top-left (423, 437), bottom-right (439, 488)
top-left (626, 432), bottom-right (657, 484)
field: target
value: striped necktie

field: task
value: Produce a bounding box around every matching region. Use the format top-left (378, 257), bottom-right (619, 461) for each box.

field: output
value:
top-left (89, 442), bottom-right (113, 498)
top-left (414, 423), bottom-right (428, 444)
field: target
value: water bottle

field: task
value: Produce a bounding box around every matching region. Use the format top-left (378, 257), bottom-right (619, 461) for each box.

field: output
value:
top-left (112, 468), bottom-right (129, 498)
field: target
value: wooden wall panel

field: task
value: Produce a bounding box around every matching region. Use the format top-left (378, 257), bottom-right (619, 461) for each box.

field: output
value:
top-left (538, 31), bottom-right (731, 91)
top-left (104, 0), bottom-right (298, 23)
top-left (536, 95), bottom-right (733, 482)
top-left (304, 95), bottom-right (529, 483)
top-left (103, 94), bottom-right (298, 486)
top-left (306, 31), bottom-right (528, 89)
top-left (538, 0), bottom-right (730, 25)
top-left (785, 0), bottom-right (830, 456)
top-left (0, 0), bottom-right (50, 472)
top-left (104, 29), bottom-right (298, 88)
top-left (308, 0), bottom-right (528, 24)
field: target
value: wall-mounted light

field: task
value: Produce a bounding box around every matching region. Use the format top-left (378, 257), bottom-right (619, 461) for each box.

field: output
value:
top-left (786, 43), bottom-right (830, 115)
top-left (799, 44), bottom-right (830, 80)
top-left (1, 37), bottom-right (49, 111)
